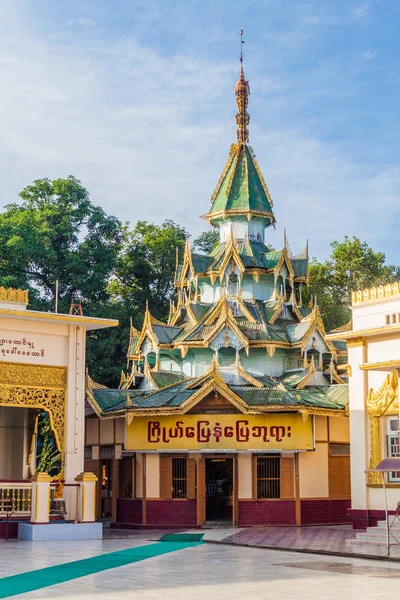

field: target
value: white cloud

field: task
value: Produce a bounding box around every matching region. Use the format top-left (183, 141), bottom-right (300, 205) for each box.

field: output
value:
top-left (65, 17), bottom-right (97, 29)
top-left (352, 2), bottom-right (371, 20)
top-left (363, 49), bottom-right (377, 61)
top-left (0, 1), bottom-right (398, 265)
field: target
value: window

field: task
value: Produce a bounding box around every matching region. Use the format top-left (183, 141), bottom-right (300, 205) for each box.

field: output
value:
top-left (172, 457), bottom-right (187, 498)
top-left (84, 446), bottom-right (92, 459)
top-left (119, 457), bottom-right (133, 498)
top-left (256, 456), bottom-right (280, 498)
top-left (385, 314), bottom-right (399, 326)
top-left (387, 418), bottom-right (400, 482)
top-left (227, 272), bottom-right (239, 296)
top-left (160, 456), bottom-right (196, 499)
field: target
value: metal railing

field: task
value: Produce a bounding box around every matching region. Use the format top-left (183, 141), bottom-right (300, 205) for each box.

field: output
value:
top-left (0, 481), bottom-right (32, 515)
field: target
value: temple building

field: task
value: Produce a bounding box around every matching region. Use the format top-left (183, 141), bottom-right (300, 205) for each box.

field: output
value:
top-left (328, 283), bottom-right (400, 532)
top-left (0, 286), bottom-right (117, 538)
top-left (86, 51), bottom-right (350, 528)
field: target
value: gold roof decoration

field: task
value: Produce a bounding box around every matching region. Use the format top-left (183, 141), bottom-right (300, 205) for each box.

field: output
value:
top-left (0, 287), bottom-right (28, 304)
top-left (352, 282), bottom-right (400, 306)
top-left (235, 30), bottom-right (250, 145)
top-left (330, 320), bottom-right (353, 334)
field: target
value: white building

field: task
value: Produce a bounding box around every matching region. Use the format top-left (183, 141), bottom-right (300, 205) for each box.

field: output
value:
top-left (0, 287), bottom-right (117, 534)
top-left (328, 283), bottom-right (400, 529)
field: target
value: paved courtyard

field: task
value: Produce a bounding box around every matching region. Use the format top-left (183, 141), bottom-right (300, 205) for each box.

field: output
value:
top-left (1, 531), bottom-right (400, 599)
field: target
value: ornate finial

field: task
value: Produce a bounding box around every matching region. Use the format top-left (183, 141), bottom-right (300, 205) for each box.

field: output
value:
top-left (235, 29), bottom-right (250, 145)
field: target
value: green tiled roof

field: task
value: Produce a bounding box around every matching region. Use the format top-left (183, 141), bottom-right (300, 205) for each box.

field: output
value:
top-left (91, 389), bottom-right (151, 412)
top-left (136, 381), bottom-right (196, 408)
top-left (263, 250), bottom-right (282, 270)
top-left (206, 145), bottom-right (275, 224)
top-left (232, 385), bottom-right (344, 410)
top-left (89, 372), bottom-right (348, 415)
top-left (264, 299), bottom-right (281, 323)
top-left (291, 258), bottom-right (308, 278)
top-left (207, 240), bottom-right (278, 272)
top-left (298, 307), bottom-right (312, 319)
top-left (152, 324), bottom-right (182, 344)
top-left (189, 302), bottom-right (210, 322)
top-left (278, 369), bottom-right (308, 388)
top-left (191, 253), bottom-right (213, 273)
top-left (286, 322), bottom-right (311, 343)
top-left (151, 371), bottom-right (186, 388)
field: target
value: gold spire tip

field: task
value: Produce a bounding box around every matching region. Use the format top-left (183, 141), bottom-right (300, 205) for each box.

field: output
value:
top-left (235, 29), bottom-right (250, 145)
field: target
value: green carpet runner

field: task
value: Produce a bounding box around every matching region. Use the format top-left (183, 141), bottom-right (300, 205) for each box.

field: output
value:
top-left (0, 540), bottom-right (202, 599)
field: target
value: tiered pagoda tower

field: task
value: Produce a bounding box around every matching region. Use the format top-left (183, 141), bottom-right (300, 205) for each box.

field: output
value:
top-left (85, 42), bottom-right (350, 531)
top-left (116, 52), bottom-right (347, 405)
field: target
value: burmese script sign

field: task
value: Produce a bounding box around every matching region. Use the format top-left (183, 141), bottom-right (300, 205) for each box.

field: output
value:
top-left (126, 414), bottom-right (314, 451)
top-left (0, 334), bottom-right (45, 359)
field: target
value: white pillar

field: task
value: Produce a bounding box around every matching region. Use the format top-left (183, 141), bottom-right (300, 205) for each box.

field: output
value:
top-left (348, 339), bottom-right (368, 510)
top-left (75, 472), bottom-right (98, 523)
top-left (64, 325), bottom-right (87, 521)
top-left (30, 472), bottom-right (51, 524)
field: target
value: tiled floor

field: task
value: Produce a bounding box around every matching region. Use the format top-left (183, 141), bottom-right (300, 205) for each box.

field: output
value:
top-left (2, 535), bottom-right (400, 599)
top-left (200, 524), bottom-right (360, 554)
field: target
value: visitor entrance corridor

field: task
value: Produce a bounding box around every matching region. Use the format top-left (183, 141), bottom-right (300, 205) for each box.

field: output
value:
top-left (205, 457), bottom-right (233, 524)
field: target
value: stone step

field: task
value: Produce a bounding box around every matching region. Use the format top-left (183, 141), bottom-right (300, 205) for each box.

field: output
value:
top-left (356, 533), bottom-right (400, 543)
top-left (347, 539), bottom-right (396, 557)
top-left (376, 518), bottom-right (400, 528)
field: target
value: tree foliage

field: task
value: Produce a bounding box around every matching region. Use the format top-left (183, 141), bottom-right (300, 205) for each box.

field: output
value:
top-left (0, 176), bottom-right (122, 312)
top-left (193, 228), bottom-right (219, 254)
top-left (36, 413), bottom-right (61, 477)
top-left (88, 220), bottom-right (187, 386)
top-left (308, 236), bottom-right (400, 331)
top-left (111, 220), bottom-right (187, 321)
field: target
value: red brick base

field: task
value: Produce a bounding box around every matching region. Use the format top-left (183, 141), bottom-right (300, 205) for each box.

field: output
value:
top-left (0, 521), bottom-right (19, 539)
top-left (116, 498), bottom-right (352, 528)
top-left (238, 500), bottom-right (296, 526)
top-left (301, 499), bottom-right (351, 525)
top-left (347, 509), bottom-right (393, 529)
top-left (117, 499), bottom-right (197, 527)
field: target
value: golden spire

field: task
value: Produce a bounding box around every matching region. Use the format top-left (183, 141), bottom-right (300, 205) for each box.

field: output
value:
top-left (235, 29), bottom-right (250, 145)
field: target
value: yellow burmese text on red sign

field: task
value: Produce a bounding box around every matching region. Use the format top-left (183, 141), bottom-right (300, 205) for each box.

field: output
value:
top-left (126, 414), bottom-right (313, 451)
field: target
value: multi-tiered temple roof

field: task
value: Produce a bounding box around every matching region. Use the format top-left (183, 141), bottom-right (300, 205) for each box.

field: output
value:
top-left (87, 47), bottom-right (348, 420)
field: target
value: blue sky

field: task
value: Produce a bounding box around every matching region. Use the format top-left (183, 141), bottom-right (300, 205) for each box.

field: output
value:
top-left (1, 0), bottom-right (400, 262)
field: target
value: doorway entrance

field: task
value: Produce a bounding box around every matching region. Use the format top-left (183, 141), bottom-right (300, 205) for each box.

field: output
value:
top-left (205, 457), bottom-right (233, 523)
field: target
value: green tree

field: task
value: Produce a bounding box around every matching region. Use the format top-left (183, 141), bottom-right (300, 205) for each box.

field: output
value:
top-left (111, 220), bottom-right (187, 321)
top-left (0, 176), bottom-right (123, 312)
top-left (193, 227), bottom-right (219, 254)
top-left (308, 236), bottom-right (400, 331)
top-left (36, 413), bottom-right (61, 476)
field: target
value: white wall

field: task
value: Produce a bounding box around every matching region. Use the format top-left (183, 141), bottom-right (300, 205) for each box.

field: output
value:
top-left (353, 297), bottom-right (400, 330)
top-left (0, 319), bottom-right (69, 366)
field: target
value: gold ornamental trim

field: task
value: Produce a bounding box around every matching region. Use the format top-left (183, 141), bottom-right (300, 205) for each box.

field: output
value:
top-left (0, 361), bottom-right (67, 388)
top-left (0, 361), bottom-right (66, 453)
top-left (352, 282), bottom-right (400, 306)
top-left (0, 384), bottom-right (65, 452)
top-left (346, 337), bottom-right (365, 348)
top-left (366, 371), bottom-right (399, 484)
top-left (0, 287), bottom-right (28, 304)
top-left (203, 209), bottom-right (275, 223)
top-left (360, 359), bottom-right (400, 371)
top-left (0, 307), bottom-right (118, 327)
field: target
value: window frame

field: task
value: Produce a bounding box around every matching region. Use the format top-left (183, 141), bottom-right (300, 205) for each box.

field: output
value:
top-left (254, 454), bottom-right (281, 499)
top-left (387, 431), bottom-right (400, 483)
top-left (172, 456), bottom-right (187, 499)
